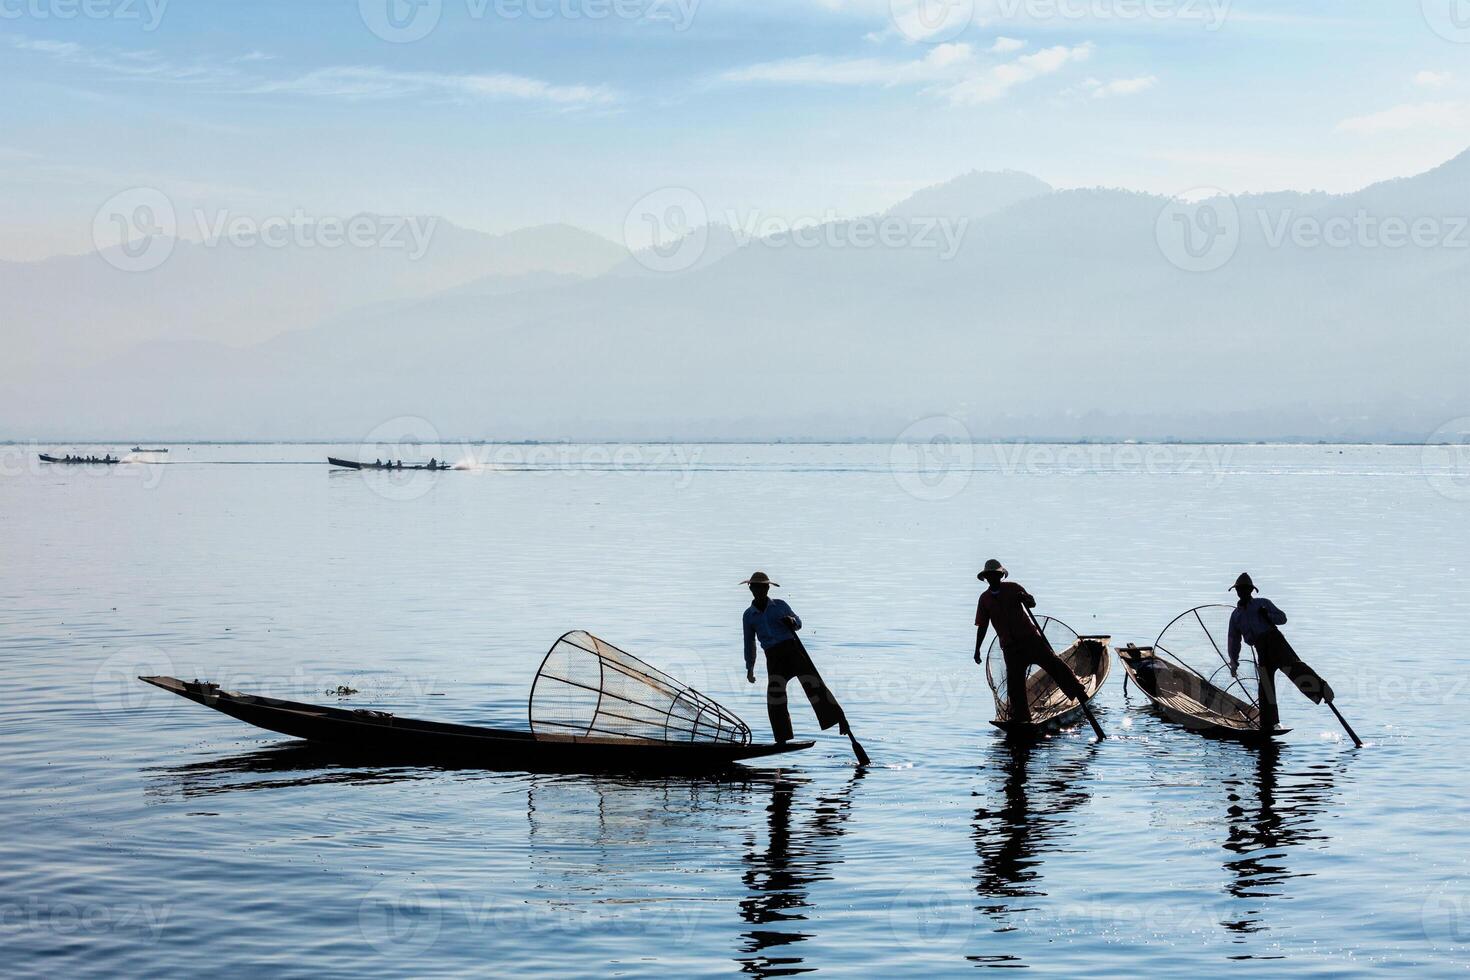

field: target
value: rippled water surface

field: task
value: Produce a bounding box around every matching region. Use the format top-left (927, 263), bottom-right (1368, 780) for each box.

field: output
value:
top-left (3, 443), bottom-right (1468, 976)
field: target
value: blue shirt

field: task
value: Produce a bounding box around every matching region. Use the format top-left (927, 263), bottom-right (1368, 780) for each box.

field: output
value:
top-left (1228, 597), bottom-right (1287, 661)
top-left (743, 599), bottom-right (802, 670)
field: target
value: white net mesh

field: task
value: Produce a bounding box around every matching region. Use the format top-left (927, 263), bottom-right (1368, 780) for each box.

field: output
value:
top-left (1147, 604), bottom-right (1262, 727)
top-left (984, 618), bottom-right (1110, 724)
top-left (529, 631), bottom-right (751, 745)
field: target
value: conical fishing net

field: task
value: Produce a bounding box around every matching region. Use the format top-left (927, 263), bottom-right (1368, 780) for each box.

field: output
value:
top-left (529, 631), bottom-right (751, 745)
top-left (1145, 604), bottom-right (1262, 727)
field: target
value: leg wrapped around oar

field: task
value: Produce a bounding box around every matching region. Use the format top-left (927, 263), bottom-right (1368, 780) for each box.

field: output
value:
top-left (1256, 630), bottom-right (1333, 706)
top-left (764, 637), bottom-right (848, 741)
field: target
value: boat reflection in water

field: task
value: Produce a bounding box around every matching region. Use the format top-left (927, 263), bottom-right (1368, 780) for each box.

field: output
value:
top-left (143, 743), bottom-right (441, 800)
top-left (1218, 743), bottom-right (1345, 945)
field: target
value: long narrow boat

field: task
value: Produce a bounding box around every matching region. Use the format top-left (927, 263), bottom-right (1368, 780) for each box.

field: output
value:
top-left (131, 446), bottom-right (168, 453)
top-left (327, 456), bottom-right (454, 471)
top-left (141, 631), bottom-right (813, 773)
top-left (1122, 604), bottom-right (1292, 743)
top-left (140, 677), bottom-right (810, 772)
top-left (39, 454), bottom-right (119, 465)
top-left (1117, 643), bottom-right (1289, 742)
top-left (986, 626), bottom-right (1112, 738)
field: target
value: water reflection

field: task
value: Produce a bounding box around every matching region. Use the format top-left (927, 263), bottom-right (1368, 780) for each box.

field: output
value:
top-left (971, 740), bottom-right (1097, 926)
top-left (1219, 743), bottom-right (1343, 944)
top-left (143, 743), bottom-right (437, 799)
top-left (736, 768), bottom-right (865, 977)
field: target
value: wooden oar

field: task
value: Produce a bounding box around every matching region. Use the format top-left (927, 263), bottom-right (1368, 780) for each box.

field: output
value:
top-left (790, 634), bottom-right (869, 766)
top-left (1026, 607), bottom-right (1105, 741)
top-left (1326, 700), bottom-right (1363, 747)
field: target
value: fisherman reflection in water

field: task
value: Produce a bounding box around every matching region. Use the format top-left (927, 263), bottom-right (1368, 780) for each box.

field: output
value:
top-left (741, 572), bottom-right (850, 745)
top-left (974, 559), bottom-right (1104, 738)
top-left (1228, 573), bottom-right (1336, 732)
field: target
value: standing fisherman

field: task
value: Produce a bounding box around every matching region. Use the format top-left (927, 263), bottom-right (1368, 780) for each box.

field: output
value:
top-left (974, 559), bottom-right (1104, 740)
top-left (1227, 573), bottom-right (1336, 733)
top-left (742, 572), bottom-right (868, 764)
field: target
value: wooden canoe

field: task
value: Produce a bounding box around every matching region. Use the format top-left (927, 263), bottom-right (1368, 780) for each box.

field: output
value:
top-left (1117, 644), bottom-right (1289, 742)
top-left (139, 676), bottom-right (811, 773)
top-left (988, 636), bottom-right (1111, 738)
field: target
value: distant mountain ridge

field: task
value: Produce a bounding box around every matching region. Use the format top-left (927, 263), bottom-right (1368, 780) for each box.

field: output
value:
top-left (4, 155), bottom-right (1467, 441)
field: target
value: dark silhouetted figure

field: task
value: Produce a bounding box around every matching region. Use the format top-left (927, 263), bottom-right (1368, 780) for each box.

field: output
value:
top-left (741, 572), bottom-right (866, 763)
top-left (975, 559), bottom-right (1104, 739)
top-left (1227, 573), bottom-right (1335, 733)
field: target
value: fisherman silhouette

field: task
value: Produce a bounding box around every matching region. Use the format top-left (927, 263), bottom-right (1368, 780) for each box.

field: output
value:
top-left (741, 572), bottom-right (867, 763)
top-left (1227, 573), bottom-right (1335, 732)
top-left (974, 559), bottom-right (1104, 739)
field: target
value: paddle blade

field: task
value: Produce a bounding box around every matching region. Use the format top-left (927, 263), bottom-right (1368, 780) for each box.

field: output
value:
top-left (1328, 702), bottom-right (1364, 747)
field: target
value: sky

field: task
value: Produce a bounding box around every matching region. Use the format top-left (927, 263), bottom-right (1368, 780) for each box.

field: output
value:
top-left (3, 0), bottom-right (1469, 259)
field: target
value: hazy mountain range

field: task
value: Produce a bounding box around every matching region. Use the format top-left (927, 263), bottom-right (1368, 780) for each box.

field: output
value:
top-left (5, 152), bottom-right (1468, 442)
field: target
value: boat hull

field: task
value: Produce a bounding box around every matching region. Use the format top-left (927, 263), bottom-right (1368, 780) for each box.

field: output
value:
top-left (1117, 646), bottom-right (1289, 743)
top-left (140, 676), bottom-right (810, 772)
top-left (327, 456), bottom-right (452, 471)
top-left (39, 454), bottom-right (118, 465)
top-left (989, 636), bottom-right (1111, 739)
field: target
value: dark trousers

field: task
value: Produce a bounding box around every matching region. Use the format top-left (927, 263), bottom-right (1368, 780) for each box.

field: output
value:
top-left (1004, 640), bottom-right (1087, 723)
top-left (1254, 629), bottom-right (1332, 731)
top-left (764, 637), bottom-right (847, 743)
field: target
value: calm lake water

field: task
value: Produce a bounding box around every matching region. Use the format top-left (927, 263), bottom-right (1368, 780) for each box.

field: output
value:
top-left (3, 443), bottom-right (1468, 976)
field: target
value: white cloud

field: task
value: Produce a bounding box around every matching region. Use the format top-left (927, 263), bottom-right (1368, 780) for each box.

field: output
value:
top-left (720, 41), bottom-right (1092, 106)
top-left (1337, 102), bottom-right (1470, 134)
top-left (6, 34), bottom-right (617, 109)
top-left (720, 44), bottom-right (974, 87)
top-left (1414, 70), bottom-right (1453, 89)
top-left (941, 43), bottom-right (1094, 105)
top-left (991, 37), bottom-right (1027, 54)
top-left (1080, 74), bottom-right (1159, 99)
top-left (246, 67), bottom-right (617, 107)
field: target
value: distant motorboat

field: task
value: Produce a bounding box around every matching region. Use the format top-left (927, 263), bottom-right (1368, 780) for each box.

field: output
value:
top-left (327, 456), bottom-right (454, 471)
top-left (39, 454), bottom-right (120, 465)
